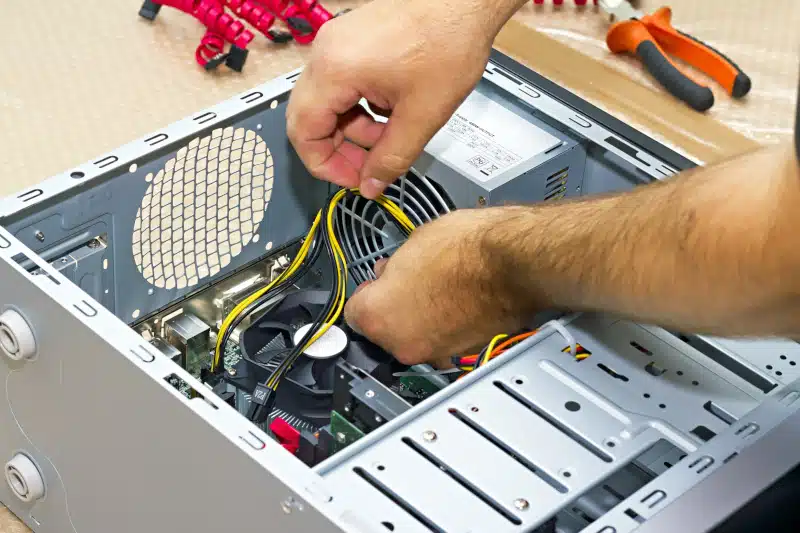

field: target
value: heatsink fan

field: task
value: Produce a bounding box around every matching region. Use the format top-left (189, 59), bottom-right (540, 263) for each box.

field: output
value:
top-left (335, 171), bottom-right (454, 285)
top-left (226, 289), bottom-right (403, 431)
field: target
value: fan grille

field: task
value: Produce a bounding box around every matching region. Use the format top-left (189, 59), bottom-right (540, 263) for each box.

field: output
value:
top-left (336, 172), bottom-right (453, 285)
top-left (132, 126), bottom-right (274, 290)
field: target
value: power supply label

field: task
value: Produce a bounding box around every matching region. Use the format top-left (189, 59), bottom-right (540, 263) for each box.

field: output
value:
top-left (425, 91), bottom-right (562, 183)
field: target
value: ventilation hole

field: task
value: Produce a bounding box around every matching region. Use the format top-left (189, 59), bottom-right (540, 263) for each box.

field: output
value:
top-left (132, 127), bottom-right (273, 290)
top-left (597, 363), bottom-right (629, 382)
top-left (562, 471), bottom-right (572, 478)
top-left (692, 380), bottom-right (699, 386)
top-left (18, 189), bottom-right (43, 202)
top-left (103, 259), bottom-right (109, 270)
top-left (382, 523), bottom-right (395, 531)
top-left (70, 171), bottom-right (85, 179)
top-left (767, 365), bottom-right (773, 370)
top-left (565, 401), bottom-right (581, 412)
top-left (514, 378), bottom-right (524, 385)
top-left (253, 234), bottom-right (260, 243)
top-left (777, 371), bottom-right (783, 376)
top-left (148, 288), bottom-right (154, 295)
top-left (194, 111), bottom-right (216, 124)
top-left (677, 371), bottom-right (684, 376)
top-left (129, 163), bottom-right (138, 173)
top-left (792, 361), bottom-right (797, 366)
top-left (270, 100), bottom-right (278, 109)
top-left (664, 461), bottom-right (672, 468)
top-left (630, 341), bottom-right (653, 356)
top-left (94, 155), bottom-right (119, 168)
top-left (266, 241), bottom-right (273, 250)
top-left (605, 440), bottom-right (616, 448)
top-left (470, 406), bottom-right (479, 412)
top-left (132, 309), bottom-right (141, 319)
top-left (690, 425), bottom-right (716, 442)
top-left (659, 403), bottom-right (666, 409)
top-left (781, 355), bottom-right (787, 360)
top-left (377, 465), bottom-right (385, 471)
top-left (242, 91), bottom-right (264, 104)
top-left (256, 124), bottom-right (263, 130)
top-left (145, 133), bottom-right (169, 146)
top-left (643, 393), bottom-right (651, 398)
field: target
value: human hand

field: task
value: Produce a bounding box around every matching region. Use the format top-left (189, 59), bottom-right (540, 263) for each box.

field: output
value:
top-left (287, 0), bottom-right (521, 199)
top-left (344, 208), bottom-right (537, 365)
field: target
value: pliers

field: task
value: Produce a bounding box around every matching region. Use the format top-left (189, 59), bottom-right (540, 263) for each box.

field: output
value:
top-left (599, 1), bottom-right (751, 112)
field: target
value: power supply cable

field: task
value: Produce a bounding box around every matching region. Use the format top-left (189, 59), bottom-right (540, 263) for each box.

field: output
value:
top-left (209, 187), bottom-right (414, 424)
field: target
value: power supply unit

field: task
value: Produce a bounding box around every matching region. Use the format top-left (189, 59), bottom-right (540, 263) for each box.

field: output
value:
top-left (0, 50), bottom-right (799, 533)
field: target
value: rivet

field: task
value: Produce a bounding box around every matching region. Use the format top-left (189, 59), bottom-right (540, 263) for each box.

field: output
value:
top-left (477, 196), bottom-right (487, 206)
top-left (514, 498), bottom-right (530, 511)
top-left (422, 430), bottom-right (437, 442)
top-left (375, 415), bottom-right (383, 423)
top-left (365, 390), bottom-right (375, 398)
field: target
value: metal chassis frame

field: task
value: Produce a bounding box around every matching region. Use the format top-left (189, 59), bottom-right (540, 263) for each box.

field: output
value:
top-left (0, 50), bottom-right (792, 533)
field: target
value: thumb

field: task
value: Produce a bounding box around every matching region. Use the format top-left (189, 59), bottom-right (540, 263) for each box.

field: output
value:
top-left (358, 98), bottom-right (448, 199)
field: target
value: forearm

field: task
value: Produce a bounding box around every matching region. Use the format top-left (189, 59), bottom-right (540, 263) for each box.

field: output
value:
top-left (407, 0), bottom-right (528, 45)
top-left (488, 142), bottom-right (800, 337)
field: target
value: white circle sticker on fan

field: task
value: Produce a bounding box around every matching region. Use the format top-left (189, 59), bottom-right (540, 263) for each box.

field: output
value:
top-left (293, 324), bottom-right (349, 359)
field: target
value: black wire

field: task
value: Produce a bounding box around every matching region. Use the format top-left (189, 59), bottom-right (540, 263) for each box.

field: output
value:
top-left (267, 197), bottom-right (342, 387)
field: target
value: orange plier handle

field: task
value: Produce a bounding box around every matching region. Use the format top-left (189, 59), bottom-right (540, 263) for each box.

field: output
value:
top-left (607, 7), bottom-right (751, 112)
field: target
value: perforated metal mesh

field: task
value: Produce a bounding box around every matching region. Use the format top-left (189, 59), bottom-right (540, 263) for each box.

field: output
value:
top-left (336, 172), bottom-right (453, 285)
top-left (132, 126), bottom-right (274, 290)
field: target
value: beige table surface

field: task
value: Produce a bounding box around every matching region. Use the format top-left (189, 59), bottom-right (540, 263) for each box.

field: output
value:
top-left (0, 1), bottom-right (798, 531)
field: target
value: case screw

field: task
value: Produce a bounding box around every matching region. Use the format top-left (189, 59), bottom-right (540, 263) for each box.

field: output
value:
top-left (374, 415), bottom-right (383, 424)
top-left (477, 196), bottom-right (487, 206)
top-left (228, 368), bottom-right (237, 377)
top-left (514, 498), bottom-right (530, 511)
top-left (365, 390), bottom-right (375, 398)
top-left (34, 231), bottom-right (44, 242)
top-left (336, 432), bottom-right (347, 443)
top-left (422, 430), bottom-right (437, 442)
top-left (281, 497), bottom-right (304, 514)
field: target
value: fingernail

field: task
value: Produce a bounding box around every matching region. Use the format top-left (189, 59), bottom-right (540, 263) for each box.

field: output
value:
top-left (360, 178), bottom-right (386, 199)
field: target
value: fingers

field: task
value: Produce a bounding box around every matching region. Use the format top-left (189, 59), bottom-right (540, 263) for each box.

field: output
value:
top-left (358, 98), bottom-right (447, 199)
top-left (286, 73), bottom-right (365, 188)
top-left (340, 106), bottom-right (386, 149)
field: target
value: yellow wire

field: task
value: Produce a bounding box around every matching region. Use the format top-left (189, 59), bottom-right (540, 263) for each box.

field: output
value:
top-left (264, 189), bottom-right (414, 389)
top-left (480, 334), bottom-right (508, 367)
top-left (211, 211), bottom-right (322, 371)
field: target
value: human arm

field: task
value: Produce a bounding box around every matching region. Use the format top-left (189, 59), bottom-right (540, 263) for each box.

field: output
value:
top-left (286, 0), bottom-right (529, 198)
top-left (344, 141), bottom-right (800, 365)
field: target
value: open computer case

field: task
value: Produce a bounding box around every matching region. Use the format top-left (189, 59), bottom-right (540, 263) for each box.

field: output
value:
top-left (1, 50), bottom-right (799, 533)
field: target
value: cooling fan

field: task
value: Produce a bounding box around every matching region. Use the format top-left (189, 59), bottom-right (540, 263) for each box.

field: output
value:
top-left (336, 172), bottom-right (454, 285)
top-left (225, 289), bottom-right (403, 430)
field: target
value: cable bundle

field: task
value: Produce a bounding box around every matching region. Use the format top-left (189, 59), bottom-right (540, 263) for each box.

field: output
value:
top-left (211, 188), bottom-right (415, 423)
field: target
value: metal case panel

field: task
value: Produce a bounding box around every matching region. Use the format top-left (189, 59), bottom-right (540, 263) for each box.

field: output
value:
top-left (0, 229), bottom-right (352, 533)
top-left (0, 78), bottom-right (329, 325)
